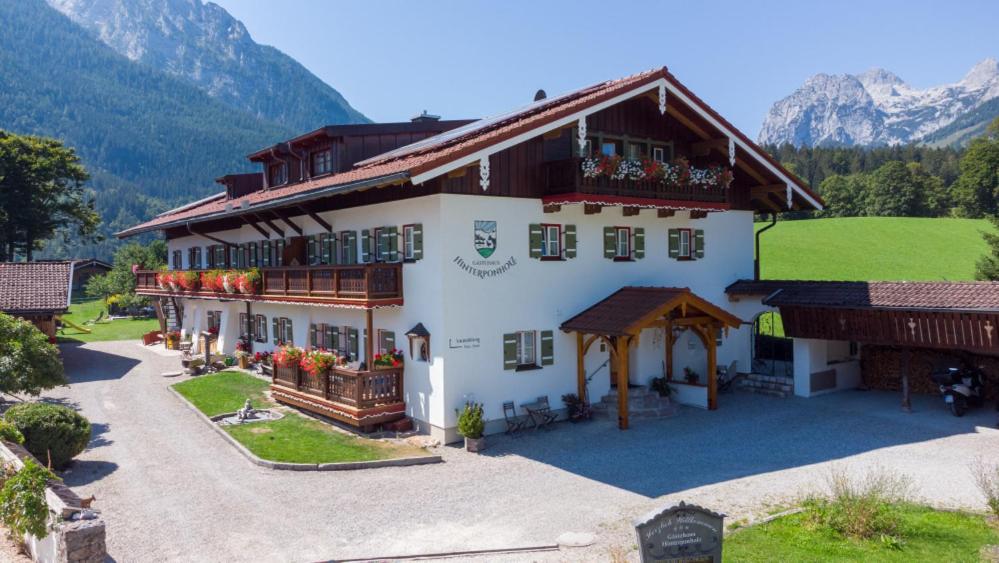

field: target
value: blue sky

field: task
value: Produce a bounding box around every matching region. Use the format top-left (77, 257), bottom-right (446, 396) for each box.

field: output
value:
top-left (214, 0), bottom-right (998, 138)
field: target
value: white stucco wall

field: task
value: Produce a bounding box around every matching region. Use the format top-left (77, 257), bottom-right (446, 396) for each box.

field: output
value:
top-left (792, 338), bottom-right (862, 397)
top-left (166, 193), bottom-right (760, 440)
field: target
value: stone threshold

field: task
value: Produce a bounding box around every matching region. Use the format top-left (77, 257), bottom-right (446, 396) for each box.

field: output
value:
top-left (167, 386), bottom-right (443, 471)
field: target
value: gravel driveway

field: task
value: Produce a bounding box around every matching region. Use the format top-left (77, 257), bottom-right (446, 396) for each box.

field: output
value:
top-left (47, 341), bottom-right (999, 562)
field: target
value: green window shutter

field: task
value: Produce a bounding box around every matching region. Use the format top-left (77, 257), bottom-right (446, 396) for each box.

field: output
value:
top-left (564, 225), bottom-right (577, 259)
top-left (503, 333), bottom-right (518, 370)
top-left (321, 234), bottom-right (331, 264)
top-left (528, 224), bottom-right (543, 258)
top-left (326, 325), bottom-right (337, 351)
top-left (309, 323), bottom-right (317, 348)
top-left (262, 241), bottom-right (271, 267)
top-left (413, 224), bottom-right (424, 260)
top-left (360, 230), bottom-right (371, 263)
top-left (272, 317), bottom-right (279, 345)
top-left (348, 328), bottom-right (359, 360)
top-left (384, 330), bottom-right (395, 352)
top-left (285, 318), bottom-right (294, 345)
top-left (694, 229), bottom-right (705, 259)
top-left (540, 330), bottom-right (554, 366)
top-left (348, 231), bottom-right (358, 264)
top-left (376, 229), bottom-right (388, 262)
top-left (634, 227), bottom-right (645, 259)
top-left (389, 226), bottom-right (399, 262)
top-left (307, 236), bottom-right (317, 265)
top-left (330, 233), bottom-right (340, 265)
top-left (603, 227), bottom-right (616, 259)
top-left (668, 229), bottom-right (680, 259)
top-left (275, 240), bottom-right (285, 266)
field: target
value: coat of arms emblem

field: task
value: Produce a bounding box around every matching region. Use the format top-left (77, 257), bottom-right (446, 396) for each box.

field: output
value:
top-left (473, 220), bottom-right (497, 258)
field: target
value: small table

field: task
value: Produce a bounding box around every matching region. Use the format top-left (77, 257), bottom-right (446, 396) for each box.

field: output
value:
top-left (520, 401), bottom-right (555, 430)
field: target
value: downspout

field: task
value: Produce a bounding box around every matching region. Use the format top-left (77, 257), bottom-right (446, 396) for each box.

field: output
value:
top-left (754, 212), bottom-right (777, 281)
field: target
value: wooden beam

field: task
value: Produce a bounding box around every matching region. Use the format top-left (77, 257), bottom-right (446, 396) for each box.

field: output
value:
top-left (299, 205), bottom-right (331, 232)
top-left (753, 195), bottom-right (782, 213)
top-left (691, 138), bottom-right (728, 157)
top-left (584, 204), bottom-right (602, 215)
top-left (664, 318), bottom-right (673, 381)
top-left (576, 332), bottom-right (586, 403)
top-left (689, 210), bottom-right (708, 220)
top-left (751, 183), bottom-right (786, 198)
top-left (253, 213), bottom-right (284, 238)
top-left (666, 105), bottom-right (771, 185)
top-left (447, 166), bottom-right (469, 179)
top-left (543, 204), bottom-right (562, 214)
top-left (657, 209), bottom-right (676, 218)
top-left (365, 308), bottom-right (374, 369)
top-left (242, 215), bottom-right (270, 239)
top-left (901, 347), bottom-right (912, 413)
top-left (272, 210), bottom-right (303, 236)
top-left (706, 332), bottom-right (718, 411)
top-left (622, 206), bottom-right (640, 217)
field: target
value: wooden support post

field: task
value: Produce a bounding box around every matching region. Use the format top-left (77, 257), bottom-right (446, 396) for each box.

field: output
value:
top-left (623, 207), bottom-right (640, 217)
top-left (706, 326), bottom-right (718, 410)
top-left (576, 332), bottom-right (586, 403)
top-left (657, 209), bottom-right (676, 218)
top-left (690, 210), bottom-right (709, 219)
top-left (584, 204), bottom-right (602, 215)
top-left (543, 204), bottom-right (562, 214)
top-left (365, 308), bottom-right (374, 370)
top-left (901, 347), bottom-right (912, 413)
top-left (617, 336), bottom-right (630, 430)
top-left (664, 319), bottom-right (673, 381)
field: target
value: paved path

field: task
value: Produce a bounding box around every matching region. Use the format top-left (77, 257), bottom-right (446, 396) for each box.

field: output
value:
top-left (50, 341), bottom-right (999, 562)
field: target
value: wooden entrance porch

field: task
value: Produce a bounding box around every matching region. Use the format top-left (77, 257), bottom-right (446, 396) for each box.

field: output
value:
top-left (561, 287), bottom-right (741, 429)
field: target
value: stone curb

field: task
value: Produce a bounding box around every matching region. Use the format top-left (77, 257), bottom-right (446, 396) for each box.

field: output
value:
top-left (167, 386), bottom-right (443, 472)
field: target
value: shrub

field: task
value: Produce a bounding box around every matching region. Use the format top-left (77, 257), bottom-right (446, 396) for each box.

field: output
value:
top-left (456, 402), bottom-right (485, 439)
top-left (650, 376), bottom-right (673, 397)
top-left (802, 466), bottom-right (912, 542)
top-left (4, 403), bottom-right (91, 469)
top-left (0, 458), bottom-right (55, 539)
top-left (0, 422), bottom-right (24, 445)
top-left (0, 313), bottom-right (67, 397)
top-left (971, 457), bottom-right (999, 517)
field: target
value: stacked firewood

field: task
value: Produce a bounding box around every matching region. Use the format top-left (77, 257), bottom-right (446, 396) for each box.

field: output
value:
top-left (861, 345), bottom-right (998, 402)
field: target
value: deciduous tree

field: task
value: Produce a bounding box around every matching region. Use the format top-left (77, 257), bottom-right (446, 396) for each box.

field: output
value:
top-left (0, 313), bottom-right (67, 398)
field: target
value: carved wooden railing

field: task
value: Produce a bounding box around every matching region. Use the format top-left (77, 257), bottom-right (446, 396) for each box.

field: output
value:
top-left (272, 364), bottom-right (404, 409)
top-left (134, 263), bottom-right (403, 303)
top-left (542, 158), bottom-right (729, 203)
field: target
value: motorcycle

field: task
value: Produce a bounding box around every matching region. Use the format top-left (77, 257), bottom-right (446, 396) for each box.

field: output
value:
top-left (930, 364), bottom-right (985, 417)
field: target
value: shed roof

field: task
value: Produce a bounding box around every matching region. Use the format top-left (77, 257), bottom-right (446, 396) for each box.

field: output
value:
top-left (0, 262), bottom-right (74, 314)
top-left (561, 287), bottom-right (741, 336)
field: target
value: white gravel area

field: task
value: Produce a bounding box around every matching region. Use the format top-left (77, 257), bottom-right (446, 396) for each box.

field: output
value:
top-left (47, 341), bottom-right (999, 562)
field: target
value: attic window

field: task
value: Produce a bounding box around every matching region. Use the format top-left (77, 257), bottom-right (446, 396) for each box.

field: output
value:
top-left (269, 162), bottom-right (288, 186)
top-left (311, 149), bottom-right (332, 176)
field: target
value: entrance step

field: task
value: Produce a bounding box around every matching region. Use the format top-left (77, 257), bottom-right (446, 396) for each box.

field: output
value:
top-left (592, 386), bottom-right (676, 419)
top-left (739, 373), bottom-right (794, 398)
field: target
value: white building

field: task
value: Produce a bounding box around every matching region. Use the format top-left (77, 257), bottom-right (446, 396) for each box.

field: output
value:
top-left (121, 67), bottom-right (823, 442)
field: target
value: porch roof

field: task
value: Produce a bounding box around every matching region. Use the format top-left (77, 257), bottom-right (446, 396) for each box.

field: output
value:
top-left (560, 287), bottom-right (741, 337)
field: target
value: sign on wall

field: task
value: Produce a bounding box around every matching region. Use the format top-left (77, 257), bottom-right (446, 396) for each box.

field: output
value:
top-left (453, 220), bottom-right (518, 279)
top-left (634, 501), bottom-right (725, 562)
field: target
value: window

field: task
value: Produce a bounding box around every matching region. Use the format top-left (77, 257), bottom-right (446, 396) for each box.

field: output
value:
top-left (377, 330), bottom-right (396, 355)
top-left (311, 149), bottom-right (332, 176)
top-left (254, 315), bottom-right (267, 343)
top-left (580, 138), bottom-right (593, 156)
top-left (188, 247), bottom-right (202, 270)
top-left (373, 227), bottom-right (386, 262)
top-left (403, 225), bottom-right (416, 261)
top-left (268, 162), bottom-right (288, 186)
top-left (276, 317), bottom-right (293, 345)
top-left (517, 330), bottom-right (537, 367)
top-left (678, 228), bottom-right (692, 259)
top-left (627, 143), bottom-right (646, 160)
top-left (238, 313), bottom-right (251, 339)
top-left (340, 231), bottom-right (354, 264)
top-left (653, 146), bottom-right (666, 163)
top-left (172, 250), bottom-right (182, 270)
top-left (615, 227), bottom-right (631, 258)
top-left (207, 311), bottom-right (222, 332)
top-left (601, 142), bottom-right (618, 156)
top-left (541, 224), bottom-right (561, 258)
top-left (311, 323), bottom-right (337, 350)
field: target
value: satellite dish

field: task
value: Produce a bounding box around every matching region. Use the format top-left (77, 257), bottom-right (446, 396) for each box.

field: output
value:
top-left (534, 89), bottom-right (547, 101)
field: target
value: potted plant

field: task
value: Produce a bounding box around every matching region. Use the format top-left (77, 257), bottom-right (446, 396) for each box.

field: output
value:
top-left (200, 270), bottom-right (219, 291)
top-left (220, 271), bottom-right (238, 294)
top-left (235, 339), bottom-right (250, 368)
top-left (561, 393), bottom-right (592, 422)
top-left (237, 269), bottom-right (261, 294)
top-left (272, 345), bottom-right (303, 384)
top-left (177, 271), bottom-right (200, 291)
top-left (683, 367), bottom-right (699, 385)
top-left (300, 349), bottom-right (335, 380)
top-left (164, 330), bottom-right (181, 350)
top-left (372, 348), bottom-right (404, 370)
top-left (457, 402), bottom-right (486, 452)
top-left (155, 267), bottom-right (169, 290)
top-left (650, 376), bottom-right (674, 398)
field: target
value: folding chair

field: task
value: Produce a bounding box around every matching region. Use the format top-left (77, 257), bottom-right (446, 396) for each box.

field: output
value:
top-left (536, 396), bottom-right (559, 426)
top-left (503, 401), bottom-right (528, 434)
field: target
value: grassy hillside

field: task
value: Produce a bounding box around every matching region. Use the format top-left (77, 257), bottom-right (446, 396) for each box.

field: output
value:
top-left (757, 217), bottom-right (993, 281)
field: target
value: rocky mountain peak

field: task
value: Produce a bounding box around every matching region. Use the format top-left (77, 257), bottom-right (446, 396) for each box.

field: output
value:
top-left (961, 57), bottom-right (999, 90)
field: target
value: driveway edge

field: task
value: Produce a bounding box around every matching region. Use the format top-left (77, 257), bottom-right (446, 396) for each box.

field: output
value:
top-left (167, 385), bottom-right (442, 471)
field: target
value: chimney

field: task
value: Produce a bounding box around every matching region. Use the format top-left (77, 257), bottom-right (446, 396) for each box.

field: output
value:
top-left (411, 110), bottom-right (441, 123)
top-left (534, 89), bottom-right (547, 101)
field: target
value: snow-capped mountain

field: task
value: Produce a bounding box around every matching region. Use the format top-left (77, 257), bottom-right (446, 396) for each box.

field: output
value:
top-left (46, 0), bottom-right (368, 130)
top-left (759, 58), bottom-right (999, 147)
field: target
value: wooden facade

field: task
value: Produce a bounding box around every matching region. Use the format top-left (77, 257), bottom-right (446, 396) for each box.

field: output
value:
top-left (780, 306), bottom-right (999, 356)
top-left (270, 364), bottom-right (405, 429)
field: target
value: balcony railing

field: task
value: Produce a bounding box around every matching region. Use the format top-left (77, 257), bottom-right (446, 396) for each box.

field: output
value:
top-left (270, 364), bottom-right (406, 429)
top-left (135, 263), bottom-right (403, 306)
top-left (542, 158), bottom-right (729, 204)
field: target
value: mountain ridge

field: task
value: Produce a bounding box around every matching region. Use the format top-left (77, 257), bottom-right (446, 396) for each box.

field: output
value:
top-left (759, 58), bottom-right (999, 147)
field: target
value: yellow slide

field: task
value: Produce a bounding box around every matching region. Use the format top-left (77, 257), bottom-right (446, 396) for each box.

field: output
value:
top-left (57, 316), bottom-right (92, 334)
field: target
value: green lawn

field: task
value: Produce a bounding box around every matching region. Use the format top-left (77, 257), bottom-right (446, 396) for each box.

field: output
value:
top-left (757, 217), bottom-right (994, 281)
top-left (725, 505), bottom-right (999, 562)
top-left (173, 371), bottom-right (427, 464)
top-left (57, 299), bottom-right (159, 343)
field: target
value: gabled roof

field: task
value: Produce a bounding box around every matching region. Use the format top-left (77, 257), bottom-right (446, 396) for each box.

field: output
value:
top-left (0, 262), bottom-right (74, 314)
top-left (118, 66), bottom-right (822, 238)
top-left (561, 287), bottom-right (742, 336)
top-left (726, 279), bottom-right (999, 313)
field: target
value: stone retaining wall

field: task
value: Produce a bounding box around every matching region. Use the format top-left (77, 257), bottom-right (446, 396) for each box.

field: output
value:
top-left (0, 441), bottom-right (106, 563)
top-left (860, 345), bottom-right (999, 401)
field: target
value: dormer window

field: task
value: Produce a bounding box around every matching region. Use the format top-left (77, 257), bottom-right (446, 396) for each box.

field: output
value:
top-left (311, 149), bottom-right (333, 176)
top-left (268, 162), bottom-right (288, 186)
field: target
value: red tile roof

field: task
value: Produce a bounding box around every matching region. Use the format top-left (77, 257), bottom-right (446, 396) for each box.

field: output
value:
top-left (0, 262), bottom-right (73, 314)
top-left (118, 67), bottom-right (821, 238)
top-left (560, 287), bottom-right (741, 336)
top-left (726, 279), bottom-right (999, 312)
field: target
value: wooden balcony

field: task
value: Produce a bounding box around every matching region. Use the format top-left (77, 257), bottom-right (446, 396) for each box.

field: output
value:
top-left (134, 263), bottom-right (403, 308)
top-left (541, 158), bottom-right (729, 208)
top-left (270, 365), bottom-right (405, 430)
